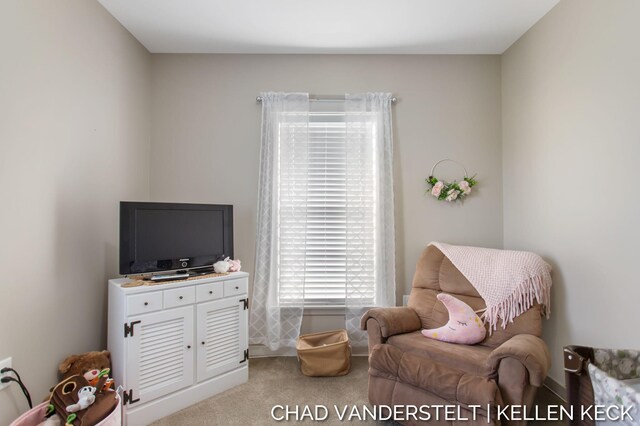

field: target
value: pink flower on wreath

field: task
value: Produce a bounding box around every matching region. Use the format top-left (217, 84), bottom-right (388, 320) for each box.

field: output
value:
top-left (431, 181), bottom-right (445, 197)
top-left (446, 189), bottom-right (460, 202)
top-left (459, 180), bottom-right (471, 195)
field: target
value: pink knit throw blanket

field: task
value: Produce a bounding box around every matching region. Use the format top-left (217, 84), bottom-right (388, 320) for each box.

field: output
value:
top-left (430, 242), bottom-right (552, 331)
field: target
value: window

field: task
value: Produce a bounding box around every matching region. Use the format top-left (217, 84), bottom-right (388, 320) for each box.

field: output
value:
top-left (277, 103), bottom-right (377, 306)
top-left (250, 92), bottom-right (395, 350)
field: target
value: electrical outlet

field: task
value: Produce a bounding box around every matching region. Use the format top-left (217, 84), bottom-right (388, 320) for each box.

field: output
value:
top-left (0, 357), bottom-right (12, 391)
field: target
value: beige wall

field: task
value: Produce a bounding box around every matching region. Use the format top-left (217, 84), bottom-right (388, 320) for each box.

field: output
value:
top-left (0, 1), bottom-right (151, 422)
top-left (6, 0), bottom-right (633, 413)
top-left (502, 0), bottom-right (640, 385)
top-left (150, 54), bottom-right (503, 333)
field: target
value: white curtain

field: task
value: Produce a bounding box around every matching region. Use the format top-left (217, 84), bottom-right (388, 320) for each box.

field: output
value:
top-left (344, 93), bottom-right (396, 347)
top-left (249, 92), bottom-right (396, 351)
top-left (249, 92), bottom-right (310, 351)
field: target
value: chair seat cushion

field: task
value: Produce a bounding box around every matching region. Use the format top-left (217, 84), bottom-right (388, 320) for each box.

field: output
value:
top-left (369, 344), bottom-right (501, 409)
top-left (387, 331), bottom-right (493, 376)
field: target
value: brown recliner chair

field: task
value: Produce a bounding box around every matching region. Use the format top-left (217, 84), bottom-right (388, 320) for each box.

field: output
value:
top-left (361, 245), bottom-right (551, 425)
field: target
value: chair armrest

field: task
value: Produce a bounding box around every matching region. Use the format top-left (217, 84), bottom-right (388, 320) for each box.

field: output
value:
top-left (360, 307), bottom-right (422, 338)
top-left (486, 334), bottom-right (551, 387)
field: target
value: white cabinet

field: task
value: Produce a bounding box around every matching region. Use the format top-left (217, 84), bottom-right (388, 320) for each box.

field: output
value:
top-left (196, 297), bottom-right (248, 381)
top-left (125, 306), bottom-right (194, 405)
top-left (108, 272), bottom-right (249, 425)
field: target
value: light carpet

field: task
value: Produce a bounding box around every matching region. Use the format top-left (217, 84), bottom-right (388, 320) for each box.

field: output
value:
top-left (152, 357), bottom-right (563, 425)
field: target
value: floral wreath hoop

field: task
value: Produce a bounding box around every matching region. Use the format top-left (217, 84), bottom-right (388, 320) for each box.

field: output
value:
top-left (425, 159), bottom-right (477, 202)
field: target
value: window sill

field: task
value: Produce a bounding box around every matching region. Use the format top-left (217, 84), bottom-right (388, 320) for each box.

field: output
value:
top-left (277, 304), bottom-right (376, 316)
top-left (278, 305), bottom-right (375, 316)
top-left (304, 306), bottom-right (346, 316)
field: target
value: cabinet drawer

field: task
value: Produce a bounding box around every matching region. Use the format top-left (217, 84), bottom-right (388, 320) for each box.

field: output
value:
top-left (164, 286), bottom-right (195, 308)
top-left (224, 278), bottom-right (247, 297)
top-left (127, 292), bottom-right (163, 316)
top-left (196, 282), bottom-right (224, 302)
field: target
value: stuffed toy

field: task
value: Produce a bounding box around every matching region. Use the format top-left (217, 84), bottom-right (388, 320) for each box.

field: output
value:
top-left (58, 351), bottom-right (111, 382)
top-left (214, 257), bottom-right (241, 273)
top-left (42, 351), bottom-right (116, 426)
top-left (213, 258), bottom-right (231, 273)
top-left (83, 368), bottom-right (114, 391)
top-left (228, 258), bottom-right (241, 272)
top-left (421, 293), bottom-right (486, 345)
top-left (47, 373), bottom-right (118, 426)
top-left (44, 351), bottom-right (112, 403)
top-left (65, 386), bottom-right (96, 413)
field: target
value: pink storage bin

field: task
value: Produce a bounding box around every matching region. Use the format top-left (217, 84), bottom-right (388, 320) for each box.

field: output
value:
top-left (10, 393), bottom-right (121, 426)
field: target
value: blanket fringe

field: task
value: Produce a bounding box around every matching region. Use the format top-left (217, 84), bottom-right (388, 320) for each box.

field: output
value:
top-left (481, 275), bottom-right (551, 333)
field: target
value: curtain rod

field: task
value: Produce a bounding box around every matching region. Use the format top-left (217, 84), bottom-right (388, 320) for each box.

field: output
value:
top-left (256, 95), bottom-right (397, 103)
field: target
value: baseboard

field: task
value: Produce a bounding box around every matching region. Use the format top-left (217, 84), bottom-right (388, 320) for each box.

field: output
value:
top-left (249, 344), bottom-right (297, 357)
top-left (544, 376), bottom-right (566, 402)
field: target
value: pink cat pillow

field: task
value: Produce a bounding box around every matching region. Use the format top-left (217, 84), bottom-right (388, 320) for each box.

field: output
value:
top-left (421, 293), bottom-right (486, 345)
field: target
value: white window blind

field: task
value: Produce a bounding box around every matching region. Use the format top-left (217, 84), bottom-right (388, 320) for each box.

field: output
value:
top-left (277, 107), bottom-right (377, 306)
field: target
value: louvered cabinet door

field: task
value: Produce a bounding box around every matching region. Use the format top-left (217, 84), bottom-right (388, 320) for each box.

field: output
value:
top-left (125, 306), bottom-right (194, 405)
top-left (196, 297), bottom-right (247, 382)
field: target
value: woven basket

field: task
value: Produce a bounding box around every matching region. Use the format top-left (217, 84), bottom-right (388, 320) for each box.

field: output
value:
top-left (296, 329), bottom-right (351, 377)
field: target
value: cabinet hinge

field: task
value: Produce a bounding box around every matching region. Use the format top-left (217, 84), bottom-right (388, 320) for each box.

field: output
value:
top-left (124, 320), bottom-right (141, 338)
top-left (240, 348), bottom-right (249, 363)
top-left (239, 298), bottom-right (249, 310)
top-left (122, 389), bottom-right (140, 406)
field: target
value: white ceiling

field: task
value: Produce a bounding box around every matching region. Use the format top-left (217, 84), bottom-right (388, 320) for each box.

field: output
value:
top-left (98, 0), bottom-right (559, 54)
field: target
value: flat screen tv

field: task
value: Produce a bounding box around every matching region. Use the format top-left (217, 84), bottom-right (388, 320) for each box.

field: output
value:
top-left (119, 202), bottom-right (233, 275)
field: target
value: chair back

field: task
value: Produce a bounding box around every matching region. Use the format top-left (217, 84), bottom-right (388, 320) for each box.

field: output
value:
top-left (408, 245), bottom-right (542, 348)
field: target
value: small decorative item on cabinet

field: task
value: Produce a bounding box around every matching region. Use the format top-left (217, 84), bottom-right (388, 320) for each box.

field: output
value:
top-left (425, 158), bottom-right (477, 202)
top-left (213, 258), bottom-right (231, 273)
top-left (214, 257), bottom-right (241, 273)
top-left (228, 258), bottom-right (241, 272)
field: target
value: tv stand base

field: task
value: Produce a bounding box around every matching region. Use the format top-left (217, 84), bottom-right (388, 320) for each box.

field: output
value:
top-left (145, 272), bottom-right (189, 282)
top-left (188, 267), bottom-right (215, 276)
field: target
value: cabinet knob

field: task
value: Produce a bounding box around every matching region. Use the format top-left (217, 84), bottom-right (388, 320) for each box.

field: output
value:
top-left (201, 341), bottom-right (205, 345)
top-left (187, 345), bottom-right (191, 349)
top-left (179, 296), bottom-right (184, 300)
top-left (209, 291), bottom-right (213, 295)
top-left (235, 286), bottom-right (239, 290)
top-left (144, 302), bottom-right (148, 306)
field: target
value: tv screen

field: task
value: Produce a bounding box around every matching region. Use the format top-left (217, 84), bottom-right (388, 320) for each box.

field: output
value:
top-left (119, 202), bottom-right (233, 275)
